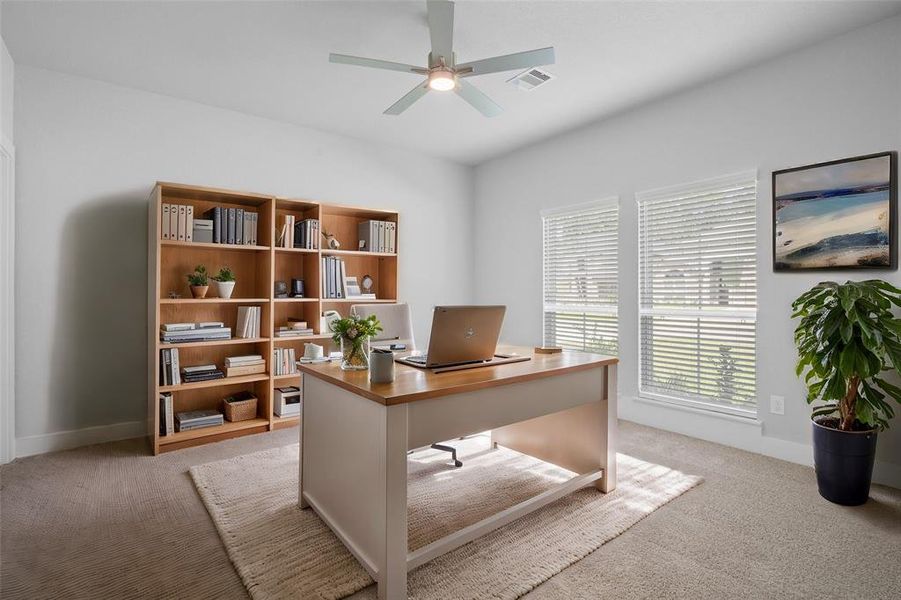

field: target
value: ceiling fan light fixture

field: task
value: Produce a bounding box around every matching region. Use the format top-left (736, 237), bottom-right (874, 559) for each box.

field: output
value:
top-left (428, 69), bottom-right (456, 91)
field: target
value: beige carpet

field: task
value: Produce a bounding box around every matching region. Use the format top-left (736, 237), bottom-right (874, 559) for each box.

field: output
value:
top-left (190, 435), bottom-right (701, 600)
top-left (4, 422), bottom-right (901, 599)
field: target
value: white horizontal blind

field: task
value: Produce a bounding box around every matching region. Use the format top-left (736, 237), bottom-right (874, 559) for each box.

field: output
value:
top-left (542, 199), bottom-right (618, 356)
top-left (637, 171), bottom-right (757, 415)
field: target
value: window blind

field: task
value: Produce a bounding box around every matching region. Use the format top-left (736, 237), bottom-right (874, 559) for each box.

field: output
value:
top-left (542, 198), bottom-right (618, 356)
top-left (637, 171), bottom-right (757, 416)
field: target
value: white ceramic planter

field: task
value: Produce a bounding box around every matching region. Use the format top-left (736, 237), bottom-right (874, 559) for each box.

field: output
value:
top-left (214, 280), bottom-right (236, 299)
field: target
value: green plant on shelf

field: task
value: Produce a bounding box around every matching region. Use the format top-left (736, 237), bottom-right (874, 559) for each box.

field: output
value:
top-left (212, 266), bottom-right (235, 282)
top-left (186, 265), bottom-right (209, 286)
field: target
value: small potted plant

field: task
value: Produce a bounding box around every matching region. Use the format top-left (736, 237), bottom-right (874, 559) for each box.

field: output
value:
top-left (211, 266), bottom-right (236, 299)
top-left (330, 313), bottom-right (382, 371)
top-left (792, 280), bottom-right (901, 505)
top-left (186, 265), bottom-right (209, 299)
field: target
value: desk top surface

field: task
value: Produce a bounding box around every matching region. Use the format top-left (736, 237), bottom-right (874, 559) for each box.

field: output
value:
top-left (296, 345), bottom-right (617, 406)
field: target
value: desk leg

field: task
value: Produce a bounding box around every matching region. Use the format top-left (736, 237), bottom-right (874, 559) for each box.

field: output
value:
top-left (379, 404), bottom-right (408, 600)
top-left (298, 387), bottom-right (309, 509)
top-left (598, 364), bottom-right (617, 493)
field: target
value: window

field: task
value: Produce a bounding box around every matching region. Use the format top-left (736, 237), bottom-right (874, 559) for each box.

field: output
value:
top-left (542, 198), bottom-right (618, 355)
top-left (637, 171), bottom-right (757, 416)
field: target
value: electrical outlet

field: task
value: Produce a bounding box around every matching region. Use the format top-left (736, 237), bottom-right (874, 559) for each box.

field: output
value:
top-left (770, 395), bottom-right (785, 415)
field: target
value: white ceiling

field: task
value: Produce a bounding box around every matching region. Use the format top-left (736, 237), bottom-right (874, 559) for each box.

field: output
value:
top-left (4, 1), bottom-right (900, 165)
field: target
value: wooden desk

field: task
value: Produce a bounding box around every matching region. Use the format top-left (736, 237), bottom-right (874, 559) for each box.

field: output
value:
top-left (297, 346), bottom-right (618, 600)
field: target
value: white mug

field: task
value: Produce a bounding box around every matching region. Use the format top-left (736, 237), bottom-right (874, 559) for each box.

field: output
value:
top-left (304, 343), bottom-right (324, 359)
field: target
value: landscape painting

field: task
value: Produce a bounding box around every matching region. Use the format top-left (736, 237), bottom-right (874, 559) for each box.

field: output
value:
top-left (773, 152), bottom-right (896, 270)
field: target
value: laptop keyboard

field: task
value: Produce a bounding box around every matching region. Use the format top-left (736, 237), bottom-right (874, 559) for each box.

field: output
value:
top-left (405, 355), bottom-right (428, 364)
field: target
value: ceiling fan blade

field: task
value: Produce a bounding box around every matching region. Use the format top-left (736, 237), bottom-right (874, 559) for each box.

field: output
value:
top-left (329, 53), bottom-right (426, 74)
top-left (456, 46), bottom-right (555, 77)
top-left (454, 79), bottom-right (502, 117)
top-left (384, 80), bottom-right (430, 115)
top-left (427, 0), bottom-right (455, 64)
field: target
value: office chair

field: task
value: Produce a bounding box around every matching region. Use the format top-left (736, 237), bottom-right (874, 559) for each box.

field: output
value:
top-left (351, 303), bottom-right (463, 468)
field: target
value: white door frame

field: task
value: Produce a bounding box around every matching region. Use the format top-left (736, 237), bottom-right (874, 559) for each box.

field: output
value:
top-left (0, 134), bottom-right (15, 463)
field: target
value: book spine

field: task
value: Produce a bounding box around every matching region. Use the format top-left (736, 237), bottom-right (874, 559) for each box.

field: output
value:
top-left (177, 205), bottom-right (187, 242)
top-left (161, 204), bottom-right (171, 240)
top-left (185, 205), bottom-right (194, 242)
top-left (388, 221), bottom-right (396, 253)
top-left (170, 204), bottom-right (179, 242)
top-left (337, 259), bottom-right (346, 299)
top-left (166, 395), bottom-right (174, 435)
top-left (253, 212), bottom-right (258, 246)
top-left (171, 348), bottom-right (178, 385)
top-left (227, 208), bottom-right (236, 244)
top-left (236, 208), bottom-right (244, 245)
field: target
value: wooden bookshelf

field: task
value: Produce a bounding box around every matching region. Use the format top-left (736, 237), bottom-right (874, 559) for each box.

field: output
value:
top-left (148, 182), bottom-right (399, 454)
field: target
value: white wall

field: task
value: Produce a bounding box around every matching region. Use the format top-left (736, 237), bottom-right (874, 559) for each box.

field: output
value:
top-left (0, 28), bottom-right (15, 463)
top-left (0, 34), bottom-right (12, 143)
top-left (474, 16), bottom-right (901, 486)
top-left (14, 66), bottom-right (473, 447)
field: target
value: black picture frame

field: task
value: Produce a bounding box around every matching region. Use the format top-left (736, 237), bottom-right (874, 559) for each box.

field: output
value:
top-left (772, 151), bottom-right (897, 271)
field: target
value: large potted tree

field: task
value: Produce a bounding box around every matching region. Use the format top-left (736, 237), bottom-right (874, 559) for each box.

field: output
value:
top-left (792, 280), bottom-right (901, 505)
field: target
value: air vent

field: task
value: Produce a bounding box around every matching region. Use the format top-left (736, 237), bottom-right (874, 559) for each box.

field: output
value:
top-left (508, 68), bottom-right (555, 91)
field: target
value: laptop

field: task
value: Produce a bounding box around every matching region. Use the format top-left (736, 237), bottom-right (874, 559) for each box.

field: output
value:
top-left (396, 305), bottom-right (507, 370)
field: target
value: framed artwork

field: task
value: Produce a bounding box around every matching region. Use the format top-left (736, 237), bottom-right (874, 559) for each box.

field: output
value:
top-left (773, 151), bottom-right (896, 270)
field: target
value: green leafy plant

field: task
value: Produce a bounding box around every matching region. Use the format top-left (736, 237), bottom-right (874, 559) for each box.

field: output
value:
top-left (212, 266), bottom-right (235, 282)
top-left (186, 265), bottom-right (209, 287)
top-left (792, 280), bottom-right (901, 431)
top-left (330, 313), bottom-right (382, 344)
top-left (330, 314), bottom-right (382, 367)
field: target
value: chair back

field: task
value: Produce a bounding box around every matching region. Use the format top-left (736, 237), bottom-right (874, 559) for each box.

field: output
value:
top-left (350, 303), bottom-right (416, 351)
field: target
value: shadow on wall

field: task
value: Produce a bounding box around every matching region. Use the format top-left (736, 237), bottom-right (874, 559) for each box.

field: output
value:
top-left (50, 191), bottom-right (148, 431)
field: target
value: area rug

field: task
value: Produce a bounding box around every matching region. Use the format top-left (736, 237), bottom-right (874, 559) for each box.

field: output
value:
top-left (190, 434), bottom-right (701, 600)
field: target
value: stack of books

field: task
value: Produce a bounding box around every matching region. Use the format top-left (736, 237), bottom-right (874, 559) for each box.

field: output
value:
top-left (161, 203), bottom-right (195, 242)
top-left (275, 319), bottom-right (315, 338)
top-left (203, 206), bottom-right (259, 245)
top-left (175, 409), bottom-right (224, 432)
top-left (159, 348), bottom-right (182, 385)
top-left (180, 364), bottom-right (225, 383)
top-left (160, 322), bottom-right (232, 344)
top-left (273, 348), bottom-right (298, 376)
top-left (278, 216), bottom-right (319, 249)
top-left (224, 355), bottom-right (266, 377)
top-left (158, 392), bottom-right (174, 436)
top-left (236, 307), bottom-right (261, 339)
top-left (358, 220), bottom-right (396, 253)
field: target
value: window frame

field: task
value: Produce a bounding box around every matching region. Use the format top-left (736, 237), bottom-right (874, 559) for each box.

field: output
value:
top-left (636, 171), bottom-right (758, 419)
top-left (541, 196), bottom-right (619, 355)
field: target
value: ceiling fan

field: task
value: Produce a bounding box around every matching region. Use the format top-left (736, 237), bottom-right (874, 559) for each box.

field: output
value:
top-left (329, 0), bottom-right (555, 117)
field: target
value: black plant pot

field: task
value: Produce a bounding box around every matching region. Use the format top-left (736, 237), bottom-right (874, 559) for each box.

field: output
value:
top-left (811, 418), bottom-right (877, 506)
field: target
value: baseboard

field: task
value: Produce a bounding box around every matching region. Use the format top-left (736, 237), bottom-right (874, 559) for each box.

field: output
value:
top-left (620, 395), bottom-right (901, 490)
top-left (15, 420), bottom-right (147, 459)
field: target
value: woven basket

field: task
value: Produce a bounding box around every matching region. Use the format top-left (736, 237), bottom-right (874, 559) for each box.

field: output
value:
top-left (223, 392), bottom-right (258, 422)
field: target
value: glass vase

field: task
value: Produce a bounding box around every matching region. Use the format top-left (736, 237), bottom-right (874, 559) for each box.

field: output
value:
top-left (340, 336), bottom-right (371, 371)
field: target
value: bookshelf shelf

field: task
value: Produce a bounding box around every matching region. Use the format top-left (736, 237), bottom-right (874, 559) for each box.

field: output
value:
top-left (157, 337), bottom-right (270, 349)
top-left (159, 418), bottom-right (270, 446)
top-left (272, 373), bottom-right (302, 381)
top-left (322, 298), bottom-right (398, 304)
top-left (161, 240), bottom-right (270, 252)
top-left (275, 247), bottom-right (319, 254)
top-left (321, 249), bottom-right (397, 258)
top-left (160, 297), bottom-right (270, 305)
top-left (159, 373), bottom-right (270, 393)
top-left (150, 182), bottom-right (399, 454)
top-left (272, 334), bottom-right (331, 344)
top-left (272, 415), bottom-right (301, 430)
